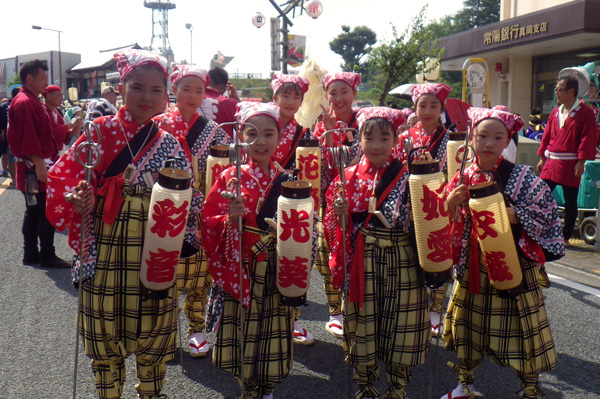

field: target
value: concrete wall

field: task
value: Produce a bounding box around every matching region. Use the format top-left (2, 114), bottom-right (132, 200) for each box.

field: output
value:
top-left (17, 51), bottom-right (81, 92)
top-left (502, 0), bottom-right (574, 19)
top-left (0, 58), bottom-right (17, 99)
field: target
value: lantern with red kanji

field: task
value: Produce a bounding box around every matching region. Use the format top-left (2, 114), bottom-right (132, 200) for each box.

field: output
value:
top-left (276, 180), bottom-right (314, 306)
top-left (140, 163), bottom-right (192, 300)
top-left (468, 181), bottom-right (523, 298)
top-left (205, 144), bottom-right (231, 196)
top-left (408, 159), bottom-right (453, 288)
top-left (446, 132), bottom-right (473, 179)
top-left (295, 138), bottom-right (321, 210)
top-left (305, 0), bottom-right (323, 19)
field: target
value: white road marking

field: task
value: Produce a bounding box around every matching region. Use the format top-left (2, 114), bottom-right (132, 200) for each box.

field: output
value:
top-left (548, 273), bottom-right (600, 298)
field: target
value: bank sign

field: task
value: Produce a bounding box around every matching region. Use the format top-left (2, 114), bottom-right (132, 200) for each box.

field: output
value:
top-left (484, 22), bottom-right (548, 46)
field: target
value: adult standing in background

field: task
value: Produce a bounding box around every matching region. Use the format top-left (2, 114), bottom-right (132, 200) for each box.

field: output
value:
top-left (199, 67), bottom-right (240, 137)
top-left (42, 85), bottom-right (82, 146)
top-left (0, 88), bottom-right (20, 183)
top-left (7, 60), bottom-right (71, 267)
top-left (85, 85), bottom-right (119, 121)
top-left (537, 75), bottom-right (598, 244)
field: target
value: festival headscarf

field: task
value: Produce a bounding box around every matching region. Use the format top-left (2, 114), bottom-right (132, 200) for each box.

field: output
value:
top-left (467, 106), bottom-right (524, 137)
top-left (411, 83), bottom-right (452, 104)
top-left (270, 73), bottom-right (310, 95)
top-left (114, 49), bottom-right (168, 82)
top-left (43, 85), bottom-right (61, 95)
top-left (357, 106), bottom-right (406, 132)
top-left (169, 64), bottom-right (209, 87)
top-left (324, 72), bottom-right (361, 90)
top-left (236, 101), bottom-right (281, 130)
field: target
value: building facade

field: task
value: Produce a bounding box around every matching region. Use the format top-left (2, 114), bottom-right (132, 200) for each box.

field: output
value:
top-left (439, 0), bottom-right (600, 119)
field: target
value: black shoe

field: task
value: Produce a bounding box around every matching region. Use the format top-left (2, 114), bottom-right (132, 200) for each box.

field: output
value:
top-left (40, 255), bottom-right (70, 268)
top-left (23, 254), bottom-right (40, 266)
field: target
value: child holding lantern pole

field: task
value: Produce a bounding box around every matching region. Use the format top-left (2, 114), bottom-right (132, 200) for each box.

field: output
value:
top-left (324, 106), bottom-right (430, 399)
top-left (202, 102), bottom-right (316, 399)
top-left (270, 72), bottom-right (314, 345)
top-left (313, 71), bottom-right (362, 338)
top-left (155, 64), bottom-right (229, 358)
top-left (442, 107), bottom-right (564, 399)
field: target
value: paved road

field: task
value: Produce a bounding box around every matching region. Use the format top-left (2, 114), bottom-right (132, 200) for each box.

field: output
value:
top-left (1, 177), bottom-right (599, 399)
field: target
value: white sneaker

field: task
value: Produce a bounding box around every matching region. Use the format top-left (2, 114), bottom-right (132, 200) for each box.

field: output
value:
top-left (293, 321), bottom-right (315, 345)
top-left (261, 394), bottom-right (273, 399)
top-left (440, 381), bottom-right (474, 399)
top-left (430, 310), bottom-right (443, 337)
top-left (189, 332), bottom-right (209, 358)
top-left (325, 314), bottom-right (343, 338)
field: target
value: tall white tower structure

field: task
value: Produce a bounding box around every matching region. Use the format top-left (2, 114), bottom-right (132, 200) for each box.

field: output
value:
top-left (144, 0), bottom-right (176, 59)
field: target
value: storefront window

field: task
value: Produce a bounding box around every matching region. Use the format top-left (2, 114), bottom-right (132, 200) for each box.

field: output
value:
top-left (533, 49), bottom-right (600, 118)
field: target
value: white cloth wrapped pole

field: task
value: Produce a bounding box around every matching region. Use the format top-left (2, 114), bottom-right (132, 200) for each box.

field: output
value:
top-left (276, 181), bottom-right (314, 306)
top-left (447, 132), bottom-right (473, 179)
top-left (408, 160), bottom-right (453, 288)
top-left (140, 167), bottom-right (192, 299)
top-left (205, 144), bottom-right (231, 196)
top-left (469, 181), bottom-right (523, 298)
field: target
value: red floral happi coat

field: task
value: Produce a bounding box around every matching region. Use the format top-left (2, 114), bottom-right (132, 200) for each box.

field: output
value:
top-left (323, 155), bottom-right (410, 303)
top-left (201, 159), bottom-right (286, 307)
top-left (447, 157), bottom-right (565, 293)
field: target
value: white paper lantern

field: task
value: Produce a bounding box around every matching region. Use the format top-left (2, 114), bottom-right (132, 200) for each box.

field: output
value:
top-left (277, 181), bottom-right (314, 306)
top-left (252, 12), bottom-right (266, 28)
top-left (140, 167), bottom-right (192, 299)
top-left (306, 0), bottom-right (323, 19)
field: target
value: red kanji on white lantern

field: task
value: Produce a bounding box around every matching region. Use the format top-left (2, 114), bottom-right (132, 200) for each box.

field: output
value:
top-left (306, 0), bottom-right (323, 19)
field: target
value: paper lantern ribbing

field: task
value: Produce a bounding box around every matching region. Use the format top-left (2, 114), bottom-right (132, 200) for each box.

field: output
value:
top-left (468, 181), bottom-right (523, 298)
top-left (205, 144), bottom-right (231, 196)
top-left (409, 159), bottom-right (453, 288)
top-left (140, 166), bottom-right (192, 300)
top-left (447, 132), bottom-right (473, 179)
top-left (277, 181), bottom-right (314, 306)
top-left (295, 139), bottom-right (321, 209)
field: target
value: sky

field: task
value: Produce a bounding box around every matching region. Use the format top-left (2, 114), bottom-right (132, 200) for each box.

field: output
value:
top-left (3, 0), bottom-right (465, 77)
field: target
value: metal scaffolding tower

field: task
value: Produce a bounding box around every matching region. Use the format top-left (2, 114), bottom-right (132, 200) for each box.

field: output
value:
top-left (144, 0), bottom-right (176, 58)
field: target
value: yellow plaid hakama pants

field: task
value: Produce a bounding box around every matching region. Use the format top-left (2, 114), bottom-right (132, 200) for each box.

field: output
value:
top-left (81, 188), bottom-right (177, 399)
top-left (176, 231), bottom-right (212, 336)
top-left (314, 206), bottom-right (342, 316)
top-left (212, 228), bottom-right (294, 398)
top-left (443, 255), bottom-right (556, 396)
top-left (342, 228), bottom-right (431, 399)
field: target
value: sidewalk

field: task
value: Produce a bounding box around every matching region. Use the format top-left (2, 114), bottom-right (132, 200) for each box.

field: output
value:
top-left (546, 235), bottom-right (600, 289)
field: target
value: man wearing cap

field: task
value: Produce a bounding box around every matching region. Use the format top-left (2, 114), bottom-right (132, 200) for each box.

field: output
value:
top-left (537, 74), bottom-right (598, 244)
top-left (7, 60), bottom-right (72, 267)
top-left (43, 85), bottom-right (82, 145)
top-left (85, 85), bottom-right (119, 121)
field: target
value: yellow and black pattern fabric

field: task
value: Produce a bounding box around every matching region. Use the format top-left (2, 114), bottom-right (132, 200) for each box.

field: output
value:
top-left (212, 228), bottom-right (294, 393)
top-left (313, 208), bottom-right (342, 316)
top-left (443, 256), bottom-right (556, 375)
top-left (176, 245), bottom-right (212, 335)
top-left (80, 187), bottom-right (178, 398)
top-left (342, 228), bottom-right (431, 382)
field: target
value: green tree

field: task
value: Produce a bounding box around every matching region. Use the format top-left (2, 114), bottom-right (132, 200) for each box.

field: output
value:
top-left (454, 0), bottom-right (501, 30)
top-left (369, 6), bottom-right (444, 106)
top-left (329, 25), bottom-right (377, 73)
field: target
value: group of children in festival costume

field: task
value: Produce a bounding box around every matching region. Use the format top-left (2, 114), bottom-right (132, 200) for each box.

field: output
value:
top-left (44, 47), bottom-right (562, 399)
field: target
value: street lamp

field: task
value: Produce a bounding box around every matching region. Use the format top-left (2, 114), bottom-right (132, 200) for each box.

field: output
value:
top-left (185, 23), bottom-right (193, 64)
top-left (32, 25), bottom-right (63, 90)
